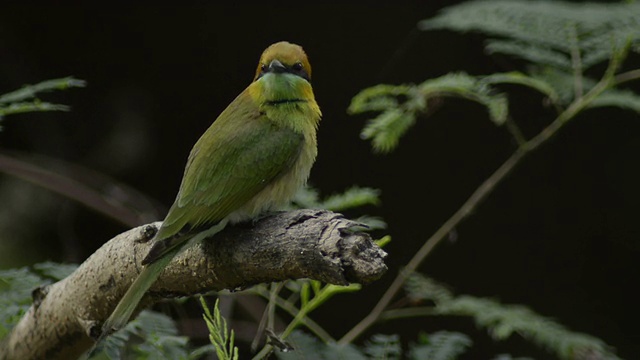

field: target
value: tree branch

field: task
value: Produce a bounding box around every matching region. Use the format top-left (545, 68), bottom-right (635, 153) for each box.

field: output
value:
top-left (0, 209), bottom-right (387, 360)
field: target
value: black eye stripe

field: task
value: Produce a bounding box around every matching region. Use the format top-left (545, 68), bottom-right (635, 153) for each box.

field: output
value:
top-left (257, 62), bottom-right (310, 82)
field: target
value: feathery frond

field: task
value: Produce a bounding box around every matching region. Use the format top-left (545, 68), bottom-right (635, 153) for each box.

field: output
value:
top-left (405, 273), bottom-right (621, 360)
top-left (364, 333), bottom-right (402, 360)
top-left (419, 0), bottom-right (640, 70)
top-left (200, 297), bottom-right (239, 360)
top-left (0, 77), bottom-right (86, 121)
top-left (350, 73), bottom-right (508, 153)
top-left (410, 331), bottom-right (472, 360)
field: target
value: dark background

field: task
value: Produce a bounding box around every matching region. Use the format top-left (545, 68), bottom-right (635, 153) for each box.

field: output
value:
top-left (1, 3), bottom-right (639, 359)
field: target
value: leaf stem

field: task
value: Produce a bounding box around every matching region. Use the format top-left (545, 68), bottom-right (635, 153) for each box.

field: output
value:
top-left (251, 285), bottom-right (334, 343)
top-left (568, 24), bottom-right (584, 100)
top-left (614, 69), bottom-right (640, 86)
top-left (504, 117), bottom-right (527, 146)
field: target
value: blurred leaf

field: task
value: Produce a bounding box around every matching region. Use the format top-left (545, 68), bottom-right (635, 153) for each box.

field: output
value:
top-left (484, 40), bottom-right (572, 70)
top-left (491, 354), bottom-right (534, 360)
top-left (319, 186), bottom-right (381, 211)
top-left (0, 267), bottom-right (46, 339)
top-left (410, 331), bottom-right (472, 360)
top-left (361, 109), bottom-right (417, 153)
top-left (405, 273), bottom-right (621, 360)
top-left (588, 88), bottom-right (640, 113)
top-left (405, 273), bottom-right (453, 304)
top-left (0, 77), bottom-right (86, 104)
top-left (0, 101), bottom-right (70, 117)
top-left (419, 0), bottom-right (640, 70)
top-left (354, 216), bottom-right (387, 231)
top-left (276, 330), bottom-right (367, 360)
top-left (419, 72), bottom-right (508, 126)
top-left (91, 309), bottom-right (201, 360)
top-left (481, 72), bottom-right (559, 104)
top-left (351, 72), bottom-right (509, 153)
top-left (348, 84), bottom-right (412, 114)
top-left (32, 262), bottom-right (78, 281)
top-left (364, 333), bottom-right (401, 360)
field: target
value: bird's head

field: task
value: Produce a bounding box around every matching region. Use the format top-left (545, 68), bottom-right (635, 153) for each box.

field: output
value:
top-left (253, 41), bottom-right (312, 83)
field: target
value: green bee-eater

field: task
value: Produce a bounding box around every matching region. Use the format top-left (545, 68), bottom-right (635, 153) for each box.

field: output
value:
top-left (100, 41), bottom-right (321, 336)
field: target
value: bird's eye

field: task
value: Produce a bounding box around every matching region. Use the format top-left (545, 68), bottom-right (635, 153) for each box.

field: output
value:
top-left (292, 62), bottom-right (303, 71)
top-left (260, 64), bottom-right (267, 72)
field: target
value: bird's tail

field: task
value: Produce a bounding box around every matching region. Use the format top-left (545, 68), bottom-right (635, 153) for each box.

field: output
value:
top-left (83, 251), bottom-right (176, 359)
top-left (87, 219), bottom-right (229, 357)
top-left (101, 252), bottom-right (175, 335)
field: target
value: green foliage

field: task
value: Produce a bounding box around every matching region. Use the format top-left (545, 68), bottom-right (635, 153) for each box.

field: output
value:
top-left (349, 72), bottom-right (509, 153)
top-left (92, 309), bottom-right (212, 360)
top-left (0, 263), bottom-right (211, 359)
top-left (32, 261), bottom-right (78, 280)
top-left (418, 0), bottom-right (640, 70)
top-left (481, 72), bottom-right (560, 104)
top-left (364, 334), bottom-right (401, 360)
top-left (0, 262), bottom-right (78, 339)
top-left (351, 1), bottom-right (640, 153)
top-left (405, 273), bottom-right (620, 360)
top-left (293, 186), bottom-right (386, 230)
top-left (276, 331), bottom-right (367, 360)
top-left (252, 280), bottom-right (361, 341)
top-left (588, 88), bottom-right (640, 114)
top-left (200, 297), bottom-right (239, 360)
top-left (491, 355), bottom-right (534, 360)
top-left (276, 330), bottom-right (477, 360)
top-left (294, 186), bottom-right (381, 212)
top-left (0, 77), bottom-right (86, 121)
top-left (0, 267), bottom-right (44, 339)
top-left (409, 331), bottom-right (472, 360)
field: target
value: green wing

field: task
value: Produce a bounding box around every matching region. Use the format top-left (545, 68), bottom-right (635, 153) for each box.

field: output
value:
top-left (146, 92), bottom-right (303, 263)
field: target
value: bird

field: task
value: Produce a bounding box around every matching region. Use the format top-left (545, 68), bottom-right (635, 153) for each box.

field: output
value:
top-left (99, 41), bottom-right (321, 340)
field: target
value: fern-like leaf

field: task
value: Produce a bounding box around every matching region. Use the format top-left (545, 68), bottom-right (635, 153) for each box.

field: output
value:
top-left (0, 77), bottom-right (86, 121)
top-left (350, 72), bottom-right (508, 153)
top-left (405, 273), bottom-right (621, 360)
top-left (419, 72), bottom-right (508, 125)
top-left (276, 330), bottom-right (368, 360)
top-left (419, 0), bottom-right (640, 70)
top-left (410, 331), bottom-right (472, 360)
top-left (484, 40), bottom-right (572, 70)
top-left (0, 267), bottom-right (46, 339)
top-left (94, 309), bottom-right (199, 360)
top-left (491, 354), bottom-right (534, 360)
top-left (364, 333), bottom-right (402, 360)
top-left (319, 186), bottom-right (381, 211)
top-left (200, 297), bottom-right (239, 360)
top-left (0, 77), bottom-right (86, 104)
top-left (588, 88), bottom-right (640, 114)
top-left (481, 72), bottom-right (559, 104)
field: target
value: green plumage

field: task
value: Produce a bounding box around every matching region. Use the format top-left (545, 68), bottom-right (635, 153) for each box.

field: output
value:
top-left (98, 41), bottom-right (321, 343)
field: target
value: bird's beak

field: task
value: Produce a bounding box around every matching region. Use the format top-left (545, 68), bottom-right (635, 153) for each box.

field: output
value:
top-left (268, 59), bottom-right (287, 73)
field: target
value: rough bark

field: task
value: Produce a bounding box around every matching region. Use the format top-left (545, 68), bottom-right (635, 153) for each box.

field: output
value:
top-left (0, 209), bottom-right (387, 360)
